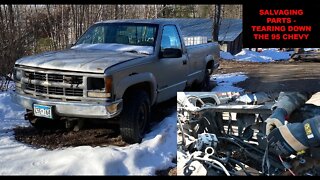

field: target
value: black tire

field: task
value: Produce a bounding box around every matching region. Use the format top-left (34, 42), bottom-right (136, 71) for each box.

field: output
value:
top-left (201, 69), bottom-right (210, 91)
top-left (189, 69), bottom-right (211, 92)
top-left (120, 91), bottom-right (150, 144)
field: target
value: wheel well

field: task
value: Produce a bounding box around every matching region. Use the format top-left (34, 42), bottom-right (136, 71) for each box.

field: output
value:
top-left (123, 82), bottom-right (152, 102)
top-left (206, 60), bottom-right (214, 74)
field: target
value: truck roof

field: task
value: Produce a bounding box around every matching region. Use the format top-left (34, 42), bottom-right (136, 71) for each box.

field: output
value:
top-left (96, 18), bottom-right (180, 25)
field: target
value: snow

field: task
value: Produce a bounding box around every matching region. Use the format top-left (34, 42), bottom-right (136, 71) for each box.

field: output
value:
top-left (71, 43), bottom-right (154, 55)
top-left (220, 51), bottom-right (235, 60)
top-left (220, 49), bottom-right (293, 62)
top-left (0, 92), bottom-right (176, 175)
top-left (304, 48), bottom-right (319, 52)
top-left (258, 49), bottom-right (292, 61)
top-left (210, 72), bottom-right (248, 92)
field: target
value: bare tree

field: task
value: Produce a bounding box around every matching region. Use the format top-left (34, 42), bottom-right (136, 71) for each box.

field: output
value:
top-left (212, 4), bottom-right (222, 42)
top-left (0, 4), bottom-right (243, 90)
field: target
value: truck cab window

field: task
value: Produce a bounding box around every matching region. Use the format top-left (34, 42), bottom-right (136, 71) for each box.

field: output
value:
top-left (76, 23), bottom-right (157, 47)
top-left (161, 25), bottom-right (182, 51)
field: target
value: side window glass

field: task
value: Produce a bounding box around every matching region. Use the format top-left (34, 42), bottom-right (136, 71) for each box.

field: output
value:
top-left (161, 25), bottom-right (182, 51)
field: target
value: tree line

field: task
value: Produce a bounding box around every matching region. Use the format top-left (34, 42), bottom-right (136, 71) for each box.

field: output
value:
top-left (0, 4), bottom-right (242, 90)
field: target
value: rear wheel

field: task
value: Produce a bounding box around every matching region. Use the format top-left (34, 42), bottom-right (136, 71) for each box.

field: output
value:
top-left (189, 69), bottom-right (211, 92)
top-left (201, 69), bottom-right (211, 91)
top-left (120, 91), bottom-right (150, 144)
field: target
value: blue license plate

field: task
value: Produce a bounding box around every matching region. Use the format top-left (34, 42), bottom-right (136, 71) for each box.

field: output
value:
top-left (33, 104), bottom-right (53, 119)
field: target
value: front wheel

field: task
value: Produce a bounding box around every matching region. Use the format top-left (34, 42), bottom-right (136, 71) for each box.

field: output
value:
top-left (120, 91), bottom-right (150, 144)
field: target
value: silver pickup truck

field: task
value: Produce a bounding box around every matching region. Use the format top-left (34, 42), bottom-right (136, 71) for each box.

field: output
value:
top-left (11, 19), bottom-right (220, 143)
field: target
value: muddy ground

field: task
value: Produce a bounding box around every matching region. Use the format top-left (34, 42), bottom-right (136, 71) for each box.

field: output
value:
top-left (218, 60), bottom-right (320, 92)
top-left (13, 97), bottom-right (177, 176)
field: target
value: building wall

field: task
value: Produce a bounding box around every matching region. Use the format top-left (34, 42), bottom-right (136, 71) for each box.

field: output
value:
top-left (219, 32), bottom-right (243, 55)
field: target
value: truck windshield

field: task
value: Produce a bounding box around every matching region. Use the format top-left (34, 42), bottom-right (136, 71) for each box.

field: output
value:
top-left (75, 23), bottom-right (158, 47)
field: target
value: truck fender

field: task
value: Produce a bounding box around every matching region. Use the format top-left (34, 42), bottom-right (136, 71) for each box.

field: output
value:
top-left (114, 72), bottom-right (157, 105)
top-left (205, 55), bottom-right (215, 74)
top-left (205, 55), bottom-right (214, 67)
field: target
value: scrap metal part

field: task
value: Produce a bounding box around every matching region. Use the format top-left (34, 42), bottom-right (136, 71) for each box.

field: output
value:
top-left (177, 92), bottom-right (320, 176)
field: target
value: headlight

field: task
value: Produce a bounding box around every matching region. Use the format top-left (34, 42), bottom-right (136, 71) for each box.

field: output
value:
top-left (87, 76), bottom-right (112, 98)
top-left (14, 69), bottom-right (22, 81)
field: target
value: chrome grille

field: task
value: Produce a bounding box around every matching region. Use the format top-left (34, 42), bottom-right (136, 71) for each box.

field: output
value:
top-left (64, 75), bottom-right (83, 84)
top-left (34, 72), bottom-right (46, 81)
top-left (22, 70), bottom-right (84, 99)
top-left (48, 74), bottom-right (63, 82)
top-left (48, 87), bottom-right (64, 95)
top-left (65, 88), bottom-right (83, 96)
top-left (26, 84), bottom-right (48, 94)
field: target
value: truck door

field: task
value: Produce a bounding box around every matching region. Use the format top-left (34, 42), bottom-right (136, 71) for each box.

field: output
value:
top-left (157, 25), bottom-right (188, 102)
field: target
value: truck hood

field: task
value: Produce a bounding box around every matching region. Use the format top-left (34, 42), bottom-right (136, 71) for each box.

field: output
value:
top-left (15, 49), bottom-right (148, 73)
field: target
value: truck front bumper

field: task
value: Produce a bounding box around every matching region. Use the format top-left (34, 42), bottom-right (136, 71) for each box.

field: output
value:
top-left (11, 92), bottom-right (123, 119)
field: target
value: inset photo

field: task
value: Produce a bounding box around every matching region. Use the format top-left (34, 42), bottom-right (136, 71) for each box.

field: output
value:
top-left (177, 91), bottom-right (320, 176)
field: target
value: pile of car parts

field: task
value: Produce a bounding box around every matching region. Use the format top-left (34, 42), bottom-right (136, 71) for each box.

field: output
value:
top-left (177, 92), bottom-right (320, 176)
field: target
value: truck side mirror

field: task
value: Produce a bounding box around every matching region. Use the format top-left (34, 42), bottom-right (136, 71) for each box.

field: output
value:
top-left (160, 48), bottom-right (182, 58)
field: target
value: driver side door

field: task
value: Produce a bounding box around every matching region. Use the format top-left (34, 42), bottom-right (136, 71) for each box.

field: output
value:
top-left (156, 25), bottom-right (188, 102)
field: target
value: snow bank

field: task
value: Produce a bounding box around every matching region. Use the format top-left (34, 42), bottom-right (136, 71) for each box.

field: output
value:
top-left (71, 43), bottom-right (154, 55)
top-left (0, 92), bottom-right (176, 175)
top-left (0, 93), bottom-right (27, 130)
top-left (220, 49), bottom-right (293, 62)
top-left (210, 72), bottom-right (248, 92)
top-left (220, 51), bottom-right (235, 60)
top-left (304, 48), bottom-right (319, 52)
top-left (258, 49), bottom-right (292, 61)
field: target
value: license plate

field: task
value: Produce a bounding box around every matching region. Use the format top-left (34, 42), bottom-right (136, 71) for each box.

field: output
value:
top-left (33, 104), bottom-right (53, 119)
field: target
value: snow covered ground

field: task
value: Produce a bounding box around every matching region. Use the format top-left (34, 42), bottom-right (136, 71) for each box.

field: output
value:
top-left (0, 92), bottom-right (176, 175)
top-left (220, 48), bottom-right (293, 62)
top-left (210, 72), bottom-right (248, 92)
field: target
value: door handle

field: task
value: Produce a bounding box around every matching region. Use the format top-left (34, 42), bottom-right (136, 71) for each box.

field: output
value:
top-left (183, 59), bottom-right (187, 65)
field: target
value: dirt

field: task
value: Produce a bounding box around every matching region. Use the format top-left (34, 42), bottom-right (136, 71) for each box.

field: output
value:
top-left (13, 97), bottom-right (177, 175)
top-left (156, 166), bottom-right (177, 176)
top-left (14, 124), bottom-right (128, 150)
top-left (218, 60), bottom-right (320, 92)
